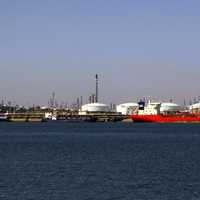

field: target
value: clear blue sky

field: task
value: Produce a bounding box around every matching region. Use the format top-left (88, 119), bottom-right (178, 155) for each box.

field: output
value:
top-left (0, 0), bottom-right (200, 106)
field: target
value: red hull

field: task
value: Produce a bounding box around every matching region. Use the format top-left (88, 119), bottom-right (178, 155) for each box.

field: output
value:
top-left (130, 114), bottom-right (200, 123)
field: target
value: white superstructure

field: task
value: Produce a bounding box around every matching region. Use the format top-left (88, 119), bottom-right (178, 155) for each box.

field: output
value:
top-left (138, 102), bottom-right (161, 115)
top-left (44, 112), bottom-right (52, 120)
top-left (138, 101), bottom-right (183, 115)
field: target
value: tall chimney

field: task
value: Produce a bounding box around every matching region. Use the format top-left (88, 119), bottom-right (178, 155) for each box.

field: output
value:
top-left (95, 74), bottom-right (98, 103)
top-left (89, 96), bottom-right (92, 104)
top-left (80, 96), bottom-right (83, 107)
top-left (92, 94), bottom-right (95, 103)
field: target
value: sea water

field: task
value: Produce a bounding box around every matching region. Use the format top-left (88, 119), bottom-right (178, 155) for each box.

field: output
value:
top-left (0, 122), bottom-right (200, 200)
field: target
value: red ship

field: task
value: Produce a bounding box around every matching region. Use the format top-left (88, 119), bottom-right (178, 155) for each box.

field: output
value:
top-left (130, 113), bottom-right (200, 123)
top-left (130, 101), bottom-right (200, 123)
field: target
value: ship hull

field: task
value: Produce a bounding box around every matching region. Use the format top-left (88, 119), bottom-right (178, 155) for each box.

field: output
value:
top-left (130, 114), bottom-right (200, 123)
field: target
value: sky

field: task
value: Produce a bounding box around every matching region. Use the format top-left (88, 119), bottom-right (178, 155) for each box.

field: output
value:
top-left (0, 0), bottom-right (200, 106)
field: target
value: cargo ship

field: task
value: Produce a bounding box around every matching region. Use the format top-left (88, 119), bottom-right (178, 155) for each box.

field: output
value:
top-left (130, 101), bottom-right (200, 123)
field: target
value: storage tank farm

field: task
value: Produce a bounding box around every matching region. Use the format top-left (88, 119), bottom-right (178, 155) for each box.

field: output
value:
top-left (79, 74), bottom-right (111, 115)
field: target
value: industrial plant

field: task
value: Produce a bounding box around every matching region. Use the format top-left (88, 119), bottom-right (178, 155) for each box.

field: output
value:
top-left (1, 74), bottom-right (200, 122)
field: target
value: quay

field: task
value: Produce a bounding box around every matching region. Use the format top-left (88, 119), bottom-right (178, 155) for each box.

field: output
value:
top-left (7, 113), bottom-right (45, 122)
top-left (57, 113), bottom-right (130, 122)
top-left (5, 112), bottom-right (130, 122)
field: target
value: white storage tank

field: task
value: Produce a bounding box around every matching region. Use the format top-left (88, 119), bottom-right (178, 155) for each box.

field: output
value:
top-left (80, 103), bottom-right (110, 113)
top-left (116, 103), bottom-right (139, 115)
top-left (160, 102), bottom-right (182, 113)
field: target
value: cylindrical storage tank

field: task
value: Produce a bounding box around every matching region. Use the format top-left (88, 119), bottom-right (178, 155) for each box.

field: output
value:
top-left (116, 103), bottom-right (139, 115)
top-left (81, 103), bottom-right (110, 112)
top-left (160, 103), bottom-right (182, 113)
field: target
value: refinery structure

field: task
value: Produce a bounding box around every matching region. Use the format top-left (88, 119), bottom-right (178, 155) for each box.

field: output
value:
top-left (43, 75), bottom-right (200, 122)
top-left (1, 74), bottom-right (200, 122)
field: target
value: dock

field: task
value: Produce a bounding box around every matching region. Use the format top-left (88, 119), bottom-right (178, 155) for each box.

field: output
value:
top-left (5, 112), bottom-right (131, 123)
top-left (7, 113), bottom-right (45, 122)
top-left (57, 112), bottom-right (130, 122)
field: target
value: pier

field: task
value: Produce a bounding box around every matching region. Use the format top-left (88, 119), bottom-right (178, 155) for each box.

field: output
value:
top-left (57, 113), bottom-right (130, 122)
top-left (6, 112), bottom-right (130, 122)
top-left (7, 113), bottom-right (45, 122)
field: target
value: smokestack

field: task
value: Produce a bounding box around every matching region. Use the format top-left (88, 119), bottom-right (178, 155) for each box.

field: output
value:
top-left (89, 96), bottom-right (92, 104)
top-left (92, 94), bottom-right (95, 103)
top-left (80, 96), bottom-right (83, 107)
top-left (77, 97), bottom-right (80, 110)
top-left (95, 74), bottom-right (98, 103)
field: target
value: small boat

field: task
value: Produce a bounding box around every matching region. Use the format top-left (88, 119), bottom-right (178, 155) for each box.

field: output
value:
top-left (0, 113), bottom-right (8, 122)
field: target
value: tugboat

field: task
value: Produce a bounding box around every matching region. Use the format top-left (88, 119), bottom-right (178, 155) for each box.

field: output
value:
top-left (130, 101), bottom-right (200, 123)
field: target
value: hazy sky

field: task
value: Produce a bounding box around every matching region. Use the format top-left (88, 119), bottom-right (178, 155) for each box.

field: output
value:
top-left (0, 0), bottom-right (200, 106)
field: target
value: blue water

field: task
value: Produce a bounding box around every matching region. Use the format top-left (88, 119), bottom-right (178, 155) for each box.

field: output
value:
top-left (0, 122), bottom-right (200, 200)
